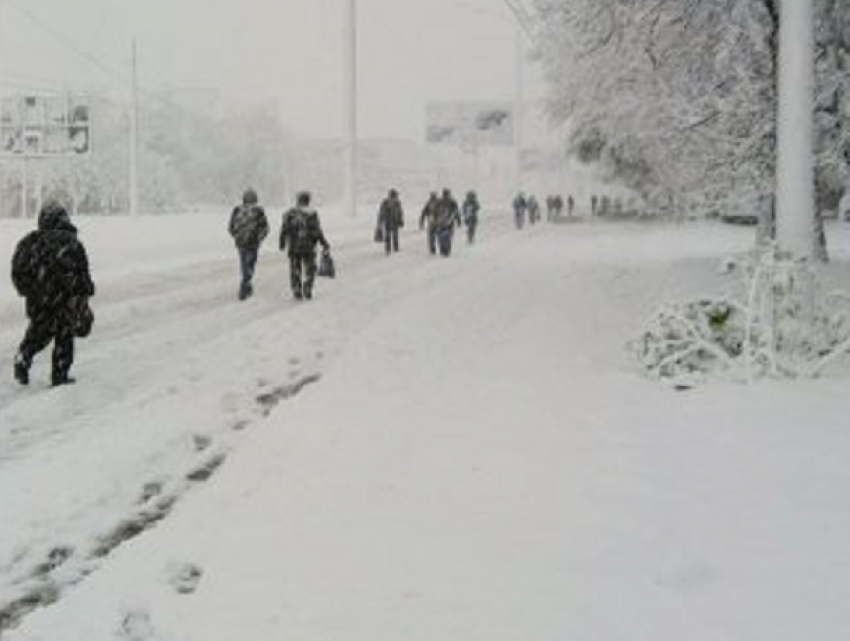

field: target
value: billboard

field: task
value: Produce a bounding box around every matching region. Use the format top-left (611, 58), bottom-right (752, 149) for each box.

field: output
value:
top-left (425, 101), bottom-right (514, 146)
top-left (1, 94), bottom-right (90, 156)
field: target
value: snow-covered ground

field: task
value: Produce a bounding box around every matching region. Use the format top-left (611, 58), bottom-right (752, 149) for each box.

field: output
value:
top-left (2, 209), bottom-right (850, 640)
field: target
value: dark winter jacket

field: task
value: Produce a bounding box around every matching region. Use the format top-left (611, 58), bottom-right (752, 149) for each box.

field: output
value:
top-left (11, 206), bottom-right (95, 308)
top-left (419, 196), bottom-right (439, 230)
top-left (462, 196), bottom-right (480, 224)
top-left (513, 194), bottom-right (527, 215)
top-left (279, 206), bottom-right (330, 256)
top-left (229, 204), bottom-right (269, 249)
top-left (377, 197), bottom-right (404, 232)
top-left (434, 195), bottom-right (461, 232)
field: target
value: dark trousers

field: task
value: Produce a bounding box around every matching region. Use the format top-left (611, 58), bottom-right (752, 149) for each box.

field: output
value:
top-left (289, 251), bottom-right (317, 298)
top-left (426, 226), bottom-right (437, 254)
top-left (237, 246), bottom-right (259, 299)
top-left (384, 228), bottom-right (399, 254)
top-left (18, 302), bottom-right (75, 381)
top-left (437, 229), bottom-right (454, 257)
top-left (466, 221), bottom-right (477, 244)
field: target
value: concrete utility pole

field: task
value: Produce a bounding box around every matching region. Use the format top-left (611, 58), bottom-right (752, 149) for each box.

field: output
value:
top-left (775, 0), bottom-right (815, 260)
top-left (0, 0), bottom-right (4, 94)
top-left (514, 23), bottom-right (524, 197)
top-left (129, 38), bottom-right (140, 216)
top-left (344, 0), bottom-right (357, 217)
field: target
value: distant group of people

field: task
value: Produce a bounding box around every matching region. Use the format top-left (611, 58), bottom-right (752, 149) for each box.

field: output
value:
top-left (512, 191), bottom-right (581, 228)
top-left (374, 187), bottom-right (480, 258)
top-left (511, 191), bottom-right (640, 226)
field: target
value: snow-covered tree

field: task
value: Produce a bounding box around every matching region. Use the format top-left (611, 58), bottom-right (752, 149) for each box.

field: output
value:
top-left (532, 0), bottom-right (776, 218)
top-left (531, 0), bottom-right (849, 251)
top-left (1, 95), bottom-right (292, 216)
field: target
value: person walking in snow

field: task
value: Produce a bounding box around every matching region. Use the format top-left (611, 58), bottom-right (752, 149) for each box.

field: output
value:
top-left (512, 191), bottom-right (527, 229)
top-left (527, 194), bottom-right (541, 225)
top-left (433, 187), bottom-right (461, 257)
top-left (229, 188), bottom-right (269, 300)
top-left (279, 191), bottom-right (331, 301)
top-left (376, 188), bottom-right (404, 255)
top-left (419, 191), bottom-right (439, 255)
top-left (461, 190), bottom-right (480, 244)
top-left (11, 201), bottom-right (96, 386)
top-left (553, 194), bottom-right (564, 219)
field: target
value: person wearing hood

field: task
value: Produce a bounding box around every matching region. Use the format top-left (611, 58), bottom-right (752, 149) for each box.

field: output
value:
top-left (376, 188), bottom-right (404, 255)
top-left (461, 190), bottom-right (480, 244)
top-left (279, 191), bottom-right (330, 300)
top-left (433, 188), bottom-right (461, 257)
top-left (11, 201), bottom-right (96, 386)
top-left (419, 191), bottom-right (439, 255)
top-left (228, 187), bottom-right (269, 300)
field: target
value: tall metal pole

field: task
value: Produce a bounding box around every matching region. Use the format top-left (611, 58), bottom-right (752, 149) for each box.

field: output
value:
top-left (344, 0), bottom-right (357, 217)
top-left (0, 0), bottom-right (7, 217)
top-left (0, 0), bottom-right (4, 98)
top-left (129, 38), bottom-right (140, 216)
top-left (775, 0), bottom-right (814, 260)
top-left (514, 23), bottom-right (524, 198)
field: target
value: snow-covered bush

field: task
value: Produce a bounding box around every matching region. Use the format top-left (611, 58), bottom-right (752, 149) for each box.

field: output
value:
top-left (631, 246), bottom-right (850, 385)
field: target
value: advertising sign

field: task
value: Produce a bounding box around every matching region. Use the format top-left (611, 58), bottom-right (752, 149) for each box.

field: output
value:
top-left (1, 94), bottom-right (90, 156)
top-left (425, 101), bottom-right (514, 146)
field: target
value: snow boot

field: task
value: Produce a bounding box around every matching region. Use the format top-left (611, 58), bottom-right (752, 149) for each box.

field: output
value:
top-left (51, 371), bottom-right (76, 387)
top-left (14, 354), bottom-right (29, 386)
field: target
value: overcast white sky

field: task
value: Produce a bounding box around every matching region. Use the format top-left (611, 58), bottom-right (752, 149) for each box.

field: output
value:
top-left (0, 0), bottom-right (547, 141)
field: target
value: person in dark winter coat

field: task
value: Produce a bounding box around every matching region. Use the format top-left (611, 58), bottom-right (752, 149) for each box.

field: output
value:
top-left (513, 192), bottom-right (527, 229)
top-left (433, 188), bottom-right (461, 257)
top-left (419, 191), bottom-right (439, 255)
top-left (279, 191), bottom-right (330, 300)
top-left (528, 195), bottom-right (541, 225)
top-left (376, 188), bottom-right (404, 255)
top-left (552, 194), bottom-right (564, 219)
top-left (461, 190), bottom-right (480, 244)
top-left (229, 188), bottom-right (269, 300)
top-left (11, 201), bottom-right (95, 386)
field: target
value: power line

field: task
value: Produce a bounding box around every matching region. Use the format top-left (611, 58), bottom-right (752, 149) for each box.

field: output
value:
top-left (4, 0), bottom-right (129, 86)
top-left (0, 2), bottom-right (209, 118)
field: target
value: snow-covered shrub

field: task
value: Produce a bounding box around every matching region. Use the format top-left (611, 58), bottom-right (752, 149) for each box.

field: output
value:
top-left (631, 298), bottom-right (750, 386)
top-left (631, 246), bottom-right (850, 385)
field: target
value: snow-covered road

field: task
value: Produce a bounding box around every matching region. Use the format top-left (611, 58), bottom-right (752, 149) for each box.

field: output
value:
top-left (3, 212), bottom-right (850, 640)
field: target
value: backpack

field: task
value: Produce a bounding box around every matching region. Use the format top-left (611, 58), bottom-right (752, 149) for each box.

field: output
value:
top-left (231, 205), bottom-right (262, 247)
top-left (289, 209), bottom-right (312, 253)
top-left (11, 232), bottom-right (41, 298)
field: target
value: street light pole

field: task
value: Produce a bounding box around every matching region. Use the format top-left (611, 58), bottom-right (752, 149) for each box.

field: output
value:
top-left (129, 38), bottom-right (140, 216)
top-left (344, 0), bottom-right (357, 217)
top-left (514, 22), bottom-right (524, 197)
